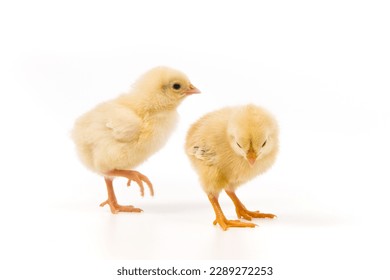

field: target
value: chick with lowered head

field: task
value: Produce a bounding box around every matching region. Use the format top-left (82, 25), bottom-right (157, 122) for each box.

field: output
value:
top-left (72, 66), bottom-right (200, 214)
top-left (185, 104), bottom-right (278, 230)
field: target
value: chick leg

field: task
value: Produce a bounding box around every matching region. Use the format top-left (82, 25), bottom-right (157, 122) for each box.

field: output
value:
top-left (99, 177), bottom-right (143, 214)
top-left (208, 194), bottom-right (256, 230)
top-left (226, 190), bottom-right (276, 221)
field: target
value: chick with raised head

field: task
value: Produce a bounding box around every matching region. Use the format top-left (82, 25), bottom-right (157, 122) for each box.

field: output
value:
top-left (185, 104), bottom-right (278, 230)
top-left (72, 66), bottom-right (200, 214)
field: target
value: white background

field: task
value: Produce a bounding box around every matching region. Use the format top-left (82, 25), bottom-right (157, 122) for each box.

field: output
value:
top-left (1, 0), bottom-right (390, 279)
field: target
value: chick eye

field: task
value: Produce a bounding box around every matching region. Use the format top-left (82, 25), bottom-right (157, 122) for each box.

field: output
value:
top-left (262, 140), bottom-right (267, 147)
top-left (236, 142), bottom-right (242, 148)
top-left (172, 83), bottom-right (181, 90)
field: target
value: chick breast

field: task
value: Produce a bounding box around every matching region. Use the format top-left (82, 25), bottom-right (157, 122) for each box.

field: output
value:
top-left (185, 105), bottom-right (278, 194)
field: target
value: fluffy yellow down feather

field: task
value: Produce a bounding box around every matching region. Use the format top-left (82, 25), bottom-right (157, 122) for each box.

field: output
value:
top-left (185, 104), bottom-right (278, 230)
top-left (72, 66), bottom-right (200, 213)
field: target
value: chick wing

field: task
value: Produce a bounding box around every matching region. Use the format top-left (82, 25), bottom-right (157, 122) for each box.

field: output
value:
top-left (188, 144), bottom-right (217, 166)
top-left (106, 106), bottom-right (141, 143)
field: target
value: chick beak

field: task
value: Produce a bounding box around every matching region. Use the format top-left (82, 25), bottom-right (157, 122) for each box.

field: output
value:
top-left (185, 84), bottom-right (201, 95)
top-left (246, 150), bottom-right (257, 166)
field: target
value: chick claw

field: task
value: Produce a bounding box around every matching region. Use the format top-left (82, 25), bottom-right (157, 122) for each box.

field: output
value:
top-left (213, 217), bottom-right (257, 231)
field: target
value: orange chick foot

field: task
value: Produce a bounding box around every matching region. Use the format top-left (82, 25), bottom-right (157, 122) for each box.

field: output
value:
top-left (236, 208), bottom-right (276, 221)
top-left (106, 170), bottom-right (154, 197)
top-left (99, 200), bottom-right (143, 214)
top-left (212, 216), bottom-right (256, 231)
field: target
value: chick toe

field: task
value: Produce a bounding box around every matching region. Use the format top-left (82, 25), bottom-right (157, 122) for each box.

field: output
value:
top-left (100, 199), bottom-right (142, 214)
top-left (106, 169), bottom-right (154, 197)
top-left (236, 208), bottom-right (276, 220)
top-left (213, 217), bottom-right (257, 231)
top-left (226, 190), bottom-right (276, 220)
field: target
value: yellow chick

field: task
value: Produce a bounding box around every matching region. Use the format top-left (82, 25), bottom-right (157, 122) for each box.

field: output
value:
top-left (72, 66), bottom-right (200, 214)
top-left (185, 104), bottom-right (278, 230)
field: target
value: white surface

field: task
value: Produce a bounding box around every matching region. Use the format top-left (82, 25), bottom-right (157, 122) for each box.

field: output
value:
top-left (1, 0), bottom-right (390, 279)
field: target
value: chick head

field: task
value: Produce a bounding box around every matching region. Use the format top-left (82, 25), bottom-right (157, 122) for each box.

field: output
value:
top-left (133, 66), bottom-right (200, 109)
top-left (227, 104), bottom-right (278, 166)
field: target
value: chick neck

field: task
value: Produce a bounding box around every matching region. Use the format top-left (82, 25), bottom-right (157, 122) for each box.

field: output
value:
top-left (118, 92), bottom-right (180, 116)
